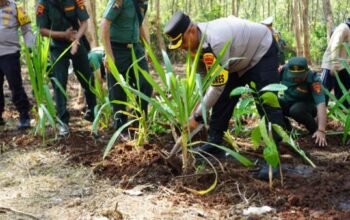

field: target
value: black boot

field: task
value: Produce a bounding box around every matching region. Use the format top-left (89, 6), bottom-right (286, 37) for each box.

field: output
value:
top-left (192, 129), bottom-right (226, 158)
top-left (252, 161), bottom-right (280, 181)
top-left (0, 117), bottom-right (5, 126)
top-left (83, 109), bottom-right (95, 122)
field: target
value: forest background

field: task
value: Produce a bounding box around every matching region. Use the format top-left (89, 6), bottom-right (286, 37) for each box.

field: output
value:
top-left (18, 0), bottom-right (350, 66)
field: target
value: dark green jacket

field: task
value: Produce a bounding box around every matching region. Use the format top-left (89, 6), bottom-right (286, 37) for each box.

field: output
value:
top-left (36, 0), bottom-right (89, 48)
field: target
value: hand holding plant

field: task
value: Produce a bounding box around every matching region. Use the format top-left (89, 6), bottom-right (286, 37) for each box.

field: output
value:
top-left (70, 40), bottom-right (79, 55)
top-left (64, 27), bottom-right (77, 42)
top-left (189, 115), bottom-right (199, 130)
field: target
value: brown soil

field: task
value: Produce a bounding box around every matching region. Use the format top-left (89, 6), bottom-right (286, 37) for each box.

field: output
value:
top-left (1, 73), bottom-right (350, 219)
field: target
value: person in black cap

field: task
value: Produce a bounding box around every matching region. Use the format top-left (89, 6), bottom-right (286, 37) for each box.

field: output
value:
top-left (164, 11), bottom-right (286, 180)
top-left (279, 57), bottom-right (327, 147)
top-left (321, 18), bottom-right (350, 108)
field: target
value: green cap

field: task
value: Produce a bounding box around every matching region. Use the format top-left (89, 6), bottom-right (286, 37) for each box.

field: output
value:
top-left (286, 57), bottom-right (308, 79)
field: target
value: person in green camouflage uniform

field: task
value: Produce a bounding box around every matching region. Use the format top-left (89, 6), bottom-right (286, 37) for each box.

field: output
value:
top-left (279, 57), bottom-right (327, 146)
top-left (36, 0), bottom-right (97, 136)
top-left (101, 0), bottom-right (152, 131)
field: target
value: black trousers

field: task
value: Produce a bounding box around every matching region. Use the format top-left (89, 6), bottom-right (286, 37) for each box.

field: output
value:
top-left (0, 52), bottom-right (30, 118)
top-left (107, 43), bottom-right (153, 128)
top-left (50, 46), bottom-right (97, 124)
top-left (279, 99), bottom-right (317, 134)
top-left (209, 40), bottom-right (285, 137)
top-left (321, 68), bottom-right (350, 108)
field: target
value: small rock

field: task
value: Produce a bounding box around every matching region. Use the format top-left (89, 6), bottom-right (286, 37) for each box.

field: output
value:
top-left (243, 206), bottom-right (275, 216)
top-left (310, 210), bottom-right (324, 218)
top-left (67, 198), bottom-right (82, 208)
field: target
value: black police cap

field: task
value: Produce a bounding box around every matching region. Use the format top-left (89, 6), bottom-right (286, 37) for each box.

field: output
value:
top-left (346, 17), bottom-right (350, 26)
top-left (164, 11), bottom-right (191, 49)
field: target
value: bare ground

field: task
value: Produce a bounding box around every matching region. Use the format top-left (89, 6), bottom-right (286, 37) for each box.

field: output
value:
top-left (0, 70), bottom-right (350, 219)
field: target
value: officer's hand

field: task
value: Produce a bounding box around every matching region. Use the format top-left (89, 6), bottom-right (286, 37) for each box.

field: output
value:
top-left (65, 27), bottom-right (77, 42)
top-left (70, 40), bottom-right (79, 55)
top-left (189, 115), bottom-right (199, 130)
top-left (278, 65), bottom-right (283, 73)
top-left (312, 130), bottom-right (327, 147)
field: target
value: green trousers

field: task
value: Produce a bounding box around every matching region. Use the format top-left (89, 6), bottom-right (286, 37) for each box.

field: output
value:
top-left (50, 46), bottom-right (96, 124)
top-left (279, 99), bottom-right (317, 134)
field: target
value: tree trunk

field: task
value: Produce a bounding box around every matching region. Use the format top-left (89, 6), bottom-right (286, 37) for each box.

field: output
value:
top-left (231, 0), bottom-right (235, 15)
top-left (301, 0), bottom-right (311, 62)
top-left (85, 0), bottom-right (98, 48)
top-left (156, 0), bottom-right (166, 50)
top-left (322, 0), bottom-right (334, 41)
top-left (293, 0), bottom-right (303, 56)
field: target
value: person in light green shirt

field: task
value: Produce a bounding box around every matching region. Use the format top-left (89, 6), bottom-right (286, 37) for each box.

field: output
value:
top-left (101, 0), bottom-right (152, 131)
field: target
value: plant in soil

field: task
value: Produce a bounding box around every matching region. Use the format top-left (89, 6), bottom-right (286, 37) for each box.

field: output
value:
top-left (230, 82), bottom-right (316, 186)
top-left (24, 34), bottom-right (70, 142)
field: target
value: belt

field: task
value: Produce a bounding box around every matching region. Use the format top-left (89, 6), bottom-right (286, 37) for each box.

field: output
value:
top-left (111, 42), bottom-right (134, 49)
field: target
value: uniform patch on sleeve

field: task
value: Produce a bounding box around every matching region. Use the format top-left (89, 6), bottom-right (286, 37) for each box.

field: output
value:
top-left (36, 4), bottom-right (45, 16)
top-left (113, 0), bottom-right (123, 9)
top-left (76, 0), bottom-right (85, 10)
top-left (211, 70), bottom-right (229, 86)
top-left (64, 6), bottom-right (76, 12)
top-left (17, 6), bottom-right (31, 26)
top-left (202, 53), bottom-right (229, 86)
top-left (203, 53), bottom-right (215, 69)
top-left (312, 82), bottom-right (322, 95)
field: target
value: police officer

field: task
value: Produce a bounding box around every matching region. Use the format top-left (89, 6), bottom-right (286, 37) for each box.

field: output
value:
top-left (164, 11), bottom-right (286, 179)
top-left (101, 0), bottom-right (152, 131)
top-left (321, 17), bottom-right (350, 108)
top-left (0, 0), bottom-right (34, 128)
top-left (261, 16), bottom-right (287, 65)
top-left (36, 0), bottom-right (97, 136)
top-left (279, 57), bottom-right (327, 147)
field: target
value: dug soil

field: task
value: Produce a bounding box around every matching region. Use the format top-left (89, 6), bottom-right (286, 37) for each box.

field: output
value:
top-left (0, 73), bottom-right (349, 219)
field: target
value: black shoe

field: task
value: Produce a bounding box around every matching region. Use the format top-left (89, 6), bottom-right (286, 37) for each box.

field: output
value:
top-left (252, 162), bottom-right (280, 181)
top-left (192, 128), bottom-right (226, 159)
top-left (192, 143), bottom-right (227, 158)
top-left (83, 109), bottom-right (94, 122)
top-left (0, 117), bottom-right (5, 126)
top-left (18, 117), bottom-right (30, 129)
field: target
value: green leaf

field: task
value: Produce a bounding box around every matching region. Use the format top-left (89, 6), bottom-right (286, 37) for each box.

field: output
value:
top-left (251, 127), bottom-right (262, 150)
top-left (261, 92), bottom-right (280, 108)
top-left (259, 118), bottom-right (279, 167)
top-left (230, 86), bottom-right (253, 96)
top-left (250, 81), bottom-right (256, 89)
top-left (263, 147), bottom-right (279, 168)
top-left (186, 150), bottom-right (218, 195)
top-left (343, 114), bottom-right (350, 144)
top-left (272, 124), bottom-right (316, 168)
top-left (260, 84), bottom-right (287, 92)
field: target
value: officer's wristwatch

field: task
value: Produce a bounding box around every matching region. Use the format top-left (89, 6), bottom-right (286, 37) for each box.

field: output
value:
top-left (193, 113), bottom-right (204, 123)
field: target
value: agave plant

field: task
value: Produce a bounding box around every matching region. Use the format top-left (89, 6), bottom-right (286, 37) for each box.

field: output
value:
top-left (24, 34), bottom-right (70, 143)
top-left (121, 38), bottom-right (239, 172)
top-left (231, 83), bottom-right (316, 186)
